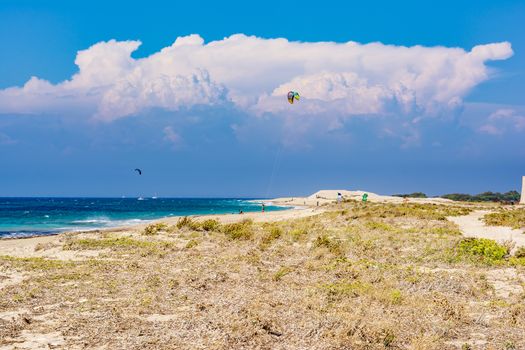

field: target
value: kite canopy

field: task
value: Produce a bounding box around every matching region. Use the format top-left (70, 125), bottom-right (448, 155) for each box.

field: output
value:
top-left (287, 91), bottom-right (300, 104)
top-left (134, 168), bottom-right (142, 175)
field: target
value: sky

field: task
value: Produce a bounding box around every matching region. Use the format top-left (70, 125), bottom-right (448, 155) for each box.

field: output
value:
top-left (0, 0), bottom-right (524, 198)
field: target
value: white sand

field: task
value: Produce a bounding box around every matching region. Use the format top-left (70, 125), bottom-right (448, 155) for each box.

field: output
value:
top-left (449, 210), bottom-right (525, 251)
top-left (0, 234), bottom-right (104, 260)
top-left (271, 189), bottom-right (453, 206)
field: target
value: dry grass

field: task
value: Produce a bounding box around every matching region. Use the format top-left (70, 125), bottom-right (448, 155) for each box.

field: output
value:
top-left (142, 222), bottom-right (168, 236)
top-left (1, 201), bottom-right (525, 349)
top-left (483, 209), bottom-right (525, 230)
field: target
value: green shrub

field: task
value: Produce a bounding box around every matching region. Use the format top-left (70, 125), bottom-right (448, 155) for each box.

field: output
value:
top-left (389, 289), bottom-right (403, 305)
top-left (314, 234), bottom-right (344, 256)
top-left (142, 223), bottom-right (167, 235)
top-left (483, 210), bottom-right (525, 229)
top-left (458, 238), bottom-right (508, 262)
top-left (221, 220), bottom-right (253, 240)
top-left (290, 227), bottom-right (308, 241)
top-left (175, 217), bottom-right (220, 232)
top-left (261, 226), bottom-right (283, 245)
top-left (268, 226), bottom-right (283, 239)
top-left (185, 239), bottom-right (199, 249)
top-left (176, 217), bottom-right (195, 229)
top-left (200, 219), bottom-right (220, 231)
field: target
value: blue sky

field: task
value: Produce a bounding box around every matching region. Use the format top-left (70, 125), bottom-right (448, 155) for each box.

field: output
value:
top-left (0, 0), bottom-right (524, 197)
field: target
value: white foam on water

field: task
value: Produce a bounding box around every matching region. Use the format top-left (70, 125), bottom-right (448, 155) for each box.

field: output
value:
top-left (72, 217), bottom-right (148, 227)
top-left (72, 219), bottom-right (109, 224)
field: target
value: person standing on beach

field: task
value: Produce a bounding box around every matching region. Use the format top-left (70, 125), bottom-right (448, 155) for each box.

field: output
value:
top-left (262, 203), bottom-right (265, 212)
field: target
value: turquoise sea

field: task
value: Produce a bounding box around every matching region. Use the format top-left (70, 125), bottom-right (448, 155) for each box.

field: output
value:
top-left (0, 198), bottom-right (288, 238)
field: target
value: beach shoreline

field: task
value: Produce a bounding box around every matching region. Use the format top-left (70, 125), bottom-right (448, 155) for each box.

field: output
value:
top-left (1, 190), bottom-right (524, 349)
top-left (0, 198), bottom-right (295, 241)
top-left (0, 189), bottom-right (462, 243)
top-left (0, 189), bottom-right (467, 262)
top-left (0, 205), bottom-right (324, 258)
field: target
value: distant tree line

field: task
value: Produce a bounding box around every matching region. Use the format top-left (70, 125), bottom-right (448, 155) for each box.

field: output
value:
top-left (440, 191), bottom-right (520, 203)
top-left (392, 192), bottom-right (428, 198)
top-left (392, 190), bottom-right (520, 203)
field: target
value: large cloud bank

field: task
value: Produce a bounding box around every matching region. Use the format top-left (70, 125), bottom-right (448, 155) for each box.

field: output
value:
top-left (0, 34), bottom-right (513, 121)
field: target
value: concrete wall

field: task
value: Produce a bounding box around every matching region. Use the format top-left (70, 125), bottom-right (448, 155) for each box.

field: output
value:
top-left (521, 176), bottom-right (525, 204)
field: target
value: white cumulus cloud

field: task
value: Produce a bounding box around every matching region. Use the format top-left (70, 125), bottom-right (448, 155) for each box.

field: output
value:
top-left (0, 34), bottom-right (513, 121)
top-left (478, 108), bottom-right (525, 135)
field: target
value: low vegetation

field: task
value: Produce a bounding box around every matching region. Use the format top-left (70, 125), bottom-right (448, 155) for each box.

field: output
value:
top-left (142, 222), bottom-right (168, 235)
top-left (457, 237), bottom-right (509, 264)
top-left (176, 216), bottom-right (198, 230)
top-left (483, 209), bottom-right (525, 230)
top-left (1, 201), bottom-right (524, 349)
top-left (64, 236), bottom-right (167, 250)
top-left (200, 218), bottom-right (220, 231)
top-left (175, 217), bottom-right (221, 232)
top-left (220, 219), bottom-right (254, 240)
top-left (342, 201), bottom-right (471, 220)
top-left (442, 190), bottom-right (520, 203)
top-left (0, 255), bottom-right (75, 270)
top-left (392, 192), bottom-right (427, 198)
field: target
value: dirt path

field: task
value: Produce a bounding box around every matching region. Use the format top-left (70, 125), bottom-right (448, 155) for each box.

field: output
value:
top-left (449, 210), bottom-right (525, 252)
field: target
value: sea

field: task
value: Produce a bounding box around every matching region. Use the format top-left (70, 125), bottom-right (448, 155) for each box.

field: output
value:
top-left (0, 197), bottom-right (288, 239)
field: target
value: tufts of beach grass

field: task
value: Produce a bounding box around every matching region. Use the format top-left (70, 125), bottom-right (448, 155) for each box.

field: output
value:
top-left (1, 201), bottom-right (525, 349)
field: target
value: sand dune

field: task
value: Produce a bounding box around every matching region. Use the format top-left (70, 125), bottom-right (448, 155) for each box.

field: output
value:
top-left (271, 189), bottom-right (453, 206)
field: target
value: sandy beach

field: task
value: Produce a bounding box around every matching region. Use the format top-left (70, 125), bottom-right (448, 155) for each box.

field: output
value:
top-left (271, 189), bottom-right (455, 207)
top-left (1, 190), bottom-right (524, 349)
top-left (0, 189), bottom-right (458, 258)
top-left (0, 205), bottom-right (323, 260)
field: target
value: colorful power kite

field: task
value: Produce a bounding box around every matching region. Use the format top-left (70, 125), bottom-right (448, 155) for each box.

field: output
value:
top-left (287, 91), bottom-right (300, 104)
